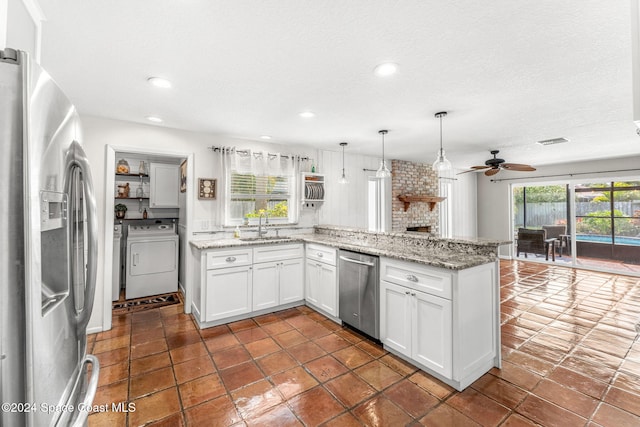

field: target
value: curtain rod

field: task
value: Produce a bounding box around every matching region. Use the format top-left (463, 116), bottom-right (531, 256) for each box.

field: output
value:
top-left (490, 168), bottom-right (640, 183)
top-left (209, 145), bottom-right (311, 161)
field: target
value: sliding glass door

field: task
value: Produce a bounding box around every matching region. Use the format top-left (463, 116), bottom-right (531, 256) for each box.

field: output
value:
top-left (574, 182), bottom-right (640, 268)
top-left (512, 179), bottom-right (640, 273)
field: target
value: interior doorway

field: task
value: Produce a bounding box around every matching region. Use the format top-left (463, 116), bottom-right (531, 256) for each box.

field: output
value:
top-left (102, 145), bottom-right (195, 331)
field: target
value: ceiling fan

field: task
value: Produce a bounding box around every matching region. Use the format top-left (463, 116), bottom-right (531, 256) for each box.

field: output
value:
top-left (459, 150), bottom-right (536, 176)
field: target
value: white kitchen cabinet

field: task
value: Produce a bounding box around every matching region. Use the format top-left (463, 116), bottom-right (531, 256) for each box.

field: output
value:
top-left (305, 244), bottom-right (338, 317)
top-left (206, 265), bottom-right (252, 321)
top-left (194, 244), bottom-right (304, 327)
top-left (380, 280), bottom-right (451, 377)
top-left (252, 262), bottom-right (279, 311)
top-left (149, 162), bottom-right (179, 208)
top-left (380, 281), bottom-right (411, 355)
top-left (380, 257), bottom-right (497, 391)
top-left (253, 257), bottom-right (304, 310)
top-left (279, 258), bottom-right (304, 304)
top-left (414, 290), bottom-right (452, 377)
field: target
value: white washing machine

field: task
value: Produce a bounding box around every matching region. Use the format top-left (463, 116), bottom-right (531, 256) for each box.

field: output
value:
top-left (125, 223), bottom-right (179, 299)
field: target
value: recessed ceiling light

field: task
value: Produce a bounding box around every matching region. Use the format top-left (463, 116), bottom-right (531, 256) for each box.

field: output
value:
top-left (299, 111), bottom-right (315, 118)
top-left (146, 116), bottom-right (163, 123)
top-left (373, 62), bottom-right (398, 77)
top-left (260, 135), bottom-right (272, 140)
top-left (147, 77), bottom-right (172, 88)
top-left (537, 137), bottom-right (569, 146)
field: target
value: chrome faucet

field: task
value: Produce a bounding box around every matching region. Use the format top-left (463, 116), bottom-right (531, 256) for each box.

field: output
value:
top-left (258, 212), bottom-right (269, 237)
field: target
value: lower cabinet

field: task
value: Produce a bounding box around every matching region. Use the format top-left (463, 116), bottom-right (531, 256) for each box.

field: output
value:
top-left (206, 265), bottom-right (252, 322)
top-left (253, 258), bottom-right (304, 310)
top-left (279, 259), bottom-right (305, 304)
top-left (305, 244), bottom-right (338, 317)
top-left (198, 243), bottom-right (304, 325)
top-left (381, 281), bottom-right (452, 377)
top-left (380, 256), bottom-right (498, 391)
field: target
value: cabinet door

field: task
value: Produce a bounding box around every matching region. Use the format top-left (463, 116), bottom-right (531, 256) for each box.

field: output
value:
top-left (318, 263), bottom-right (337, 317)
top-left (206, 266), bottom-right (252, 321)
top-left (305, 260), bottom-right (320, 306)
top-left (380, 281), bottom-right (412, 357)
top-left (413, 290), bottom-right (452, 377)
top-left (279, 258), bottom-right (304, 304)
top-left (253, 262), bottom-right (279, 311)
top-left (149, 163), bottom-right (179, 208)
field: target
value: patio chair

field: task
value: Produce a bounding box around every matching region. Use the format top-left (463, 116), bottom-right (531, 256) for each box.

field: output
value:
top-left (542, 225), bottom-right (569, 256)
top-left (517, 228), bottom-right (555, 261)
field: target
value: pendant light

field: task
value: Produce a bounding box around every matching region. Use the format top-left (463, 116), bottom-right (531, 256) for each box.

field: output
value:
top-left (376, 130), bottom-right (391, 178)
top-left (338, 142), bottom-right (349, 184)
top-left (432, 111), bottom-right (452, 173)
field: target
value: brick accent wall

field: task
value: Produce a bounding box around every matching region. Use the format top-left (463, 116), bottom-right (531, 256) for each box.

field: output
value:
top-left (391, 159), bottom-right (440, 233)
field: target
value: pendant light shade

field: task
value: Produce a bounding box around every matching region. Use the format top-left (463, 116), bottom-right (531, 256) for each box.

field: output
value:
top-left (432, 111), bottom-right (452, 173)
top-left (338, 142), bottom-right (349, 184)
top-left (376, 130), bottom-right (392, 178)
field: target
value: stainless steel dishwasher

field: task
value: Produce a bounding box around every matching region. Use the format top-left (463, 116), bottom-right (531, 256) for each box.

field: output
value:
top-left (338, 250), bottom-right (380, 339)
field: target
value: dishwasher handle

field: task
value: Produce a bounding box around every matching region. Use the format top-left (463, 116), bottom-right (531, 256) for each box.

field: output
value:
top-left (339, 255), bottom-right (376, 267)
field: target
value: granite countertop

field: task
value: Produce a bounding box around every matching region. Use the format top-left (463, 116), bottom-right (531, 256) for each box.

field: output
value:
top-left (300, 234), bottom-right (495, 270)
top-left (315, 225), bottom-right (512, 247)
top-left (190, 232), bottom-right (502, 270)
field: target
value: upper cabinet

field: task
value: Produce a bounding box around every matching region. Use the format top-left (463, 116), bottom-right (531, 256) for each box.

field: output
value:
top-left (149, 163), bottom-right (180, 208)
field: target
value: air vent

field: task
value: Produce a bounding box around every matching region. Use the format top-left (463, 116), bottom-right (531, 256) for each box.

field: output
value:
top-left (537, 137), bottom-right (569, 146)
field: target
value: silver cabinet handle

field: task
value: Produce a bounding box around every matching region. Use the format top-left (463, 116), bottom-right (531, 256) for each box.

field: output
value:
top-left (411, 292), bottom-right (416, 296)
top-left (406, 274), bottom-right (418, 282)
top-left (226, 256), bottom-right (237, 262)
top-left (405, 291), bottom-right (410, 295)
top-left (317, 252), bottom-right (323, 257)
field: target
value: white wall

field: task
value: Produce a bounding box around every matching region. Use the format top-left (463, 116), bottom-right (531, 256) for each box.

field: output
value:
top-left (81, 116), bottom-right (319, 332)
top-left (318, 150), bottom-right (380, 228)
top-left (2, 0), bottom-right (43, 61)
top-left (477, 154), bottom-right (640, 256)
top-left (450, 170), bottom-right (478, 238)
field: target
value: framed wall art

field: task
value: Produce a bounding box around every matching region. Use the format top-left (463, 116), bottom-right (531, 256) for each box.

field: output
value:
top-left (179, 159), bottom-right (187, 193)
top-left (198, 178), bottom-right (216, 200)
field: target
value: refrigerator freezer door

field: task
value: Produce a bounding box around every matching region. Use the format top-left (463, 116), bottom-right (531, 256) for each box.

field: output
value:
top-left (17, 50), bottom-right (99, 426)
top-left (0, 49), bottom-right (28, 427)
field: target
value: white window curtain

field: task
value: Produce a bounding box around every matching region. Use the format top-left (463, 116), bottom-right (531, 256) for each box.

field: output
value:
top-left (215, 148), bottom-right (306, 225)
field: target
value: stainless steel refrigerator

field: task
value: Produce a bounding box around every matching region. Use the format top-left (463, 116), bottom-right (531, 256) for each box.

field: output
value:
top-left (1, 48), bottom-right (100, 426)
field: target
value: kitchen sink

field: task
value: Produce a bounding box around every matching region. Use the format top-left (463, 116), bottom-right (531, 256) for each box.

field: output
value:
top-left (239, 236), bottom-right (292, 242)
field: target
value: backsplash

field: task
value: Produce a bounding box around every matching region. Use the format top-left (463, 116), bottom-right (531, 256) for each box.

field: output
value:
top-left (314, 225), bottom-right (502, 260)
top-left (391, 159), bottom-right (440, 233)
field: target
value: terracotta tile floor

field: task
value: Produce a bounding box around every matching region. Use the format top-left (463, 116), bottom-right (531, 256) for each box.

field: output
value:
top-left (88, 260), bottom-right (640, 426)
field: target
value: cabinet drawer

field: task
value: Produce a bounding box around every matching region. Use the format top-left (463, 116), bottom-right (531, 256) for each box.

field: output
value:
top-left (253, 244), bottom-right (303, 263)
top-left (381, 257), bottom-right (452, 299)
top-left (206, 248), bottom-right (253, 269)
top-left (306, 243), bottom-right (336, 266)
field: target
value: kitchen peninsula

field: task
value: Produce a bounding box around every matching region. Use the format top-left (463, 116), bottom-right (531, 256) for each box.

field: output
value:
top-left (190, 226), bottom-right (510, 390)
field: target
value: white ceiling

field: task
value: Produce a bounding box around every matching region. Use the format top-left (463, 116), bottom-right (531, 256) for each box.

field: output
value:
top-left (37, 0), bottom-right (640, 169)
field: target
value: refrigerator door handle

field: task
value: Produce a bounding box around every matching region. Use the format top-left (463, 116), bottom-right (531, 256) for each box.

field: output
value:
top-left (72, 141), bottom-right (98, 332)
top-left (70, 354), bottom-right (100, 427)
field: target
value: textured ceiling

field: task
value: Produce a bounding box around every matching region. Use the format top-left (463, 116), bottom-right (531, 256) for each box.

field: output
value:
top-left (37, 0), bottom-right (640, 169)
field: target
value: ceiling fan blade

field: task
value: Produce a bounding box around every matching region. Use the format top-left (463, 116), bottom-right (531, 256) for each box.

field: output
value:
top-left (502, 163), bottom-right (536, 171)
top-left (456, 166), bottom-right (490, 175)
top-left (485, 168), bottom-right (500, 176)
